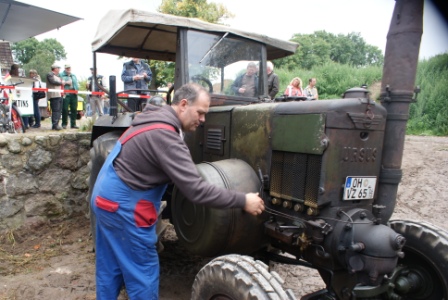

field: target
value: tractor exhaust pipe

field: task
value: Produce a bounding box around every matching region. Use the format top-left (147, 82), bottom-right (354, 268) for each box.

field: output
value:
top-left (376, 0), bottom-right (423, 223)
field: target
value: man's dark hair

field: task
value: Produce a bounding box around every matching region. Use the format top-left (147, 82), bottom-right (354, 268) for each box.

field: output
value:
top-left (171, 83), bottom-right (208, 105)
top-left (10, 64), bottom-right (19, 76)
top-left (309, 78), bottom-right (314, 84)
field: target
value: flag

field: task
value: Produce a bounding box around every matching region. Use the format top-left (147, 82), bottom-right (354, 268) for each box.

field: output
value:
top-left (3, 72), bottom-right (11, 82)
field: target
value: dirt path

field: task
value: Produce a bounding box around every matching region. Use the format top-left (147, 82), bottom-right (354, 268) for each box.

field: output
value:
top-left (1, 135), bottom-right (447, 300)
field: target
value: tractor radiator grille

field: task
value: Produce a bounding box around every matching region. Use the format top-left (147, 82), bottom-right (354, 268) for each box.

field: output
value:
top-left (270, 151), bottom-right (322, 208)
top-left (205, 126), bottom-right (225, 155)
top-left (206, 128), bottom-right (222, 150)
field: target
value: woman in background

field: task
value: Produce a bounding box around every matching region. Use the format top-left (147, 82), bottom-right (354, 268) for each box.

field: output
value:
top-left (29, 69), bottom-right (42, 128)
top-left (284, 77), bottom-right (304, 97)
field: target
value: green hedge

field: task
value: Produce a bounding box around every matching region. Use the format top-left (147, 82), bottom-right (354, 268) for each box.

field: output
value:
top-left (276, 61), bottom-right (382, 100)
top-left (275, 53), bottom-right (448, 136)
top-left (407, 53), bottom-right (448, 136)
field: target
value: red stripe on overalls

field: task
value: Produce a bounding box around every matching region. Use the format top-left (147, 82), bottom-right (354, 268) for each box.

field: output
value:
top-left (119, 123), bottom-right (176, 145)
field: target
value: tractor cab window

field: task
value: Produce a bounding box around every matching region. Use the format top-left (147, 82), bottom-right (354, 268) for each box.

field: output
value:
top-left (186, 30), bottom-right (263, 98)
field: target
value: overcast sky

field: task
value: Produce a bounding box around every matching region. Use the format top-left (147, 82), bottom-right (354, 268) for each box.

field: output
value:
top-left (19, 0), bottom-right (448, 84)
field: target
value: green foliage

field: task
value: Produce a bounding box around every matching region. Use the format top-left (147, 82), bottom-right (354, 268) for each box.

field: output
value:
top-left (12, 37), bottom-right (67, 77)
top-left (158, 0), bottom-right (233, 24)
top-left (23, 50), bottom-right (55, 79)
top-left (407, 53), bottom-right (448, 136)
top-left (150, 61), bottom-right (175, 89)
top-left (11, 37), bottom-right (39, 64)
top-left (153, 0), bottom-right (231, 87)
top-left (275, 53), bottom-right (447, 136)
top-left (80, 116), bottom-right (94, 132)
top-left (37, 39), bottom-right (67, 61)
top-left (275, 31), bottom-right (384, 71)
top-left (77, 78), bottom-right (89, 103)
top-left (275, 61), bottom-right (383, 100)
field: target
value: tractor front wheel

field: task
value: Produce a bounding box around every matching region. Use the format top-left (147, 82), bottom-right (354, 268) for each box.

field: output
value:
top-left (388, 220), bottom-right (448, 299)
top-left (192, 254), bottom-right (296, 300)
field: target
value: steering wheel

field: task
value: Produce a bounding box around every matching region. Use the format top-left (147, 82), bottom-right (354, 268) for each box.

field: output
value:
top-left (191, 75), bottom-right (213, 93)
top-left (166, 85), bottom-right (174, 105)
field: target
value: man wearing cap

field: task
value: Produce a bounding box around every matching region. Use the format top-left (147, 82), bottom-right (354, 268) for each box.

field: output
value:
top-left (60, 64), bottom-right (79, 129)
top-left (87, 67), bottom-right (105, 118)
top-left (46, 64), bottom-right (66, 130)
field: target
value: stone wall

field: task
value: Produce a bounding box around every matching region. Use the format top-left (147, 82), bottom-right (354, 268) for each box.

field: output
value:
top-left (0, 132), bottom-right (92, 231)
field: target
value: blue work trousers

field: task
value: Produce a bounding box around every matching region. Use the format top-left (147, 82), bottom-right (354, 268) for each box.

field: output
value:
top-left (91, 140), bottom-right (167, 300)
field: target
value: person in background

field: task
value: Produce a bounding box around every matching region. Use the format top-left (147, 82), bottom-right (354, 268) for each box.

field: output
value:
top-left (10, 64), bottom-right (19, 76)
top-left (267, 61), bottom-right (279, 99)
top-left (86, 67), bottom-right (105, 118)
top-left (29, 69), bottom-right (42, 128)
top-left (121, 57), bottom-right (152, 111)
top-left (60, 64), bottom-right (79, 129)
top-left (304, 77), bottom-right (319, 100)
top-left (102, 94), bottom-right (110, 115)
top-left (46, 64), bottom-right (65, 131)
top-left (231, 62), bottom-right (258, 97)
top-left (91, 83), bottom-right (265, 300)
top-left (284, 77), bottom-right (304, 97)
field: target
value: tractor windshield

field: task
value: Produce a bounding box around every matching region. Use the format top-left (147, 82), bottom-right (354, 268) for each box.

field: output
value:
top-left (187, 30), bottom-right (263, 98)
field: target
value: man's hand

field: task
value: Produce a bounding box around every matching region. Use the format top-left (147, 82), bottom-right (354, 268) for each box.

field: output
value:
top-left (244, 193), bottom-right (265, 216)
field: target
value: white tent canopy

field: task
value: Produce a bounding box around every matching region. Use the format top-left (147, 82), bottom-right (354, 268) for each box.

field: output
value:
top-left (0, 0), bottom-right (81, 42)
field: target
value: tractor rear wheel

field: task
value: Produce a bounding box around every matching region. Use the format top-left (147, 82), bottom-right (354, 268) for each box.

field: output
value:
top-left (388, 220), bottom-right (448, 299)
top-left (86, 131), bottom-right (122, 250)
top-left (192, 254), bottom-right (296, 300)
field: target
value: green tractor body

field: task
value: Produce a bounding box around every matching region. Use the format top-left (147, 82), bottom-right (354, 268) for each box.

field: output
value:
top-left (88, 1), bottom-right (448, 298)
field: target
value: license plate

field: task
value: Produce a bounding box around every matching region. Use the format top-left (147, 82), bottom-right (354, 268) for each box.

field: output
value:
top-left (343, 176), bottom-right (377, 200)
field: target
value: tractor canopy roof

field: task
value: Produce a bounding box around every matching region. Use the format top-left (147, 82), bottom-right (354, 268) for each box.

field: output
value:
top-left (91, 9), bottom-right (298, 62)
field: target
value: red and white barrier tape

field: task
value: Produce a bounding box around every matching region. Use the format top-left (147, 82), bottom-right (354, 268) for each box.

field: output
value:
top-left (2, 86), bottom-right (152, 99)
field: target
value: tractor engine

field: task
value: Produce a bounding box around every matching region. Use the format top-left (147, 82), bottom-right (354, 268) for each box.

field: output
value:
top-left (173, 94), bottom-right (406, 294)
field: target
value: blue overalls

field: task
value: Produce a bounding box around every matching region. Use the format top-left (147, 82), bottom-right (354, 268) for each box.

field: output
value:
top-left (90, 124), bottom-right (176, 300)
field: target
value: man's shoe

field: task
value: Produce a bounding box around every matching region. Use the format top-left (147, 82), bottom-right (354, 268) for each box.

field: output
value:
top-left (31, 124), bottom-right (41, 128)
top-left (62, 125), bottom-right (67, 129)
top-left (71, 126), bottom-right (79, 129)
top-left (52, 126), bottom-right (62, 131)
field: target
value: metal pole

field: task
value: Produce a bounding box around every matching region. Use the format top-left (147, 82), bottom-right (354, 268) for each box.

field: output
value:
top-left (109, 76), bottom-right (117, 117)
top-left (375, 0), bottom-right (424, 223)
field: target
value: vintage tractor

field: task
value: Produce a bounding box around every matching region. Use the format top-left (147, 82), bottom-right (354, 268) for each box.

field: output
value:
top-left (87, 1), bottom-right (448, 299)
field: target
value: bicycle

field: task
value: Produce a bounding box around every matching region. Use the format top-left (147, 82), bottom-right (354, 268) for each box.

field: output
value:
top-left (0, 81), bottom-right (26, 133)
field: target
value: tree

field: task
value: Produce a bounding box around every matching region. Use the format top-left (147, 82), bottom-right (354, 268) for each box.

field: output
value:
top-left (150, 0), bottom-right (233, 88)
top-left (11, 37), bottom-right (39, 65)
top-left (158, 0), bottom-right (233, 24)
top-left (12, 37), bottom-right (67, 76)
top-left (274, 31), bottom-right (384, 71)
top-left (149, 61), bottom-right (175, 89)
top-left (25, 50), bottom-right (55, 79)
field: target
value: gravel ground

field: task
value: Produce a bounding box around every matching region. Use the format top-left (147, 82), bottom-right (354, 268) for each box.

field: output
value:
top-left (0, 135), bottom-right (447, 299)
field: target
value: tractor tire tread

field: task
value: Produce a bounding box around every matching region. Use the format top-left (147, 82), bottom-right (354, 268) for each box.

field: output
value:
top-left (192, 254), bottom-right (296, 300)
